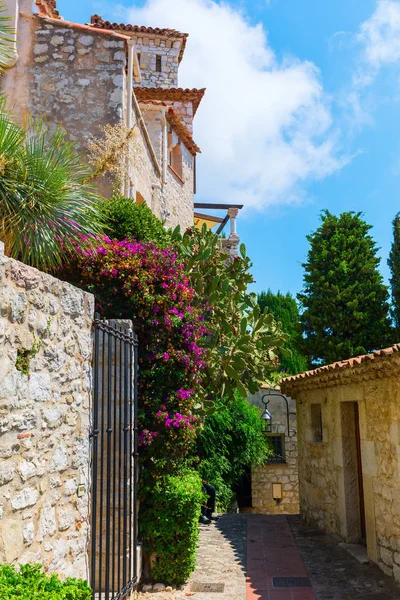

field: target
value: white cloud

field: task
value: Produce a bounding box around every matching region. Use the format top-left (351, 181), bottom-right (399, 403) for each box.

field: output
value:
top-left (344, 0), bottom-right (400, 128)
top-left (121, 0), bottom-right (345, 209)
top-left (357, 0), bottom-right (400, 70)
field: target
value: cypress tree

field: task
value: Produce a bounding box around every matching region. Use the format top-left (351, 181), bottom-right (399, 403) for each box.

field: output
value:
top-left (298, 210), bottom-right (392, 365)
top-left (258, 290), bottom-right (308, 375)
top-left (388, 213), bottom-right (400, 333)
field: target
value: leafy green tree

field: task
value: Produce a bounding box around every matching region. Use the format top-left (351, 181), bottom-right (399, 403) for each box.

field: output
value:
top-left (388, 213), bottom-right (400, 332)
top-left (195, 393), bottom-right (270, 509)
top-left (298, 210), bottom-right (392, 365)
top-left (0, 107), bottom-right (104, 270)
top-left (258, 290), bottom-right (308, 374)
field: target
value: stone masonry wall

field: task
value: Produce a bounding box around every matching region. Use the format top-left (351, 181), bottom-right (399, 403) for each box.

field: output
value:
top-left (0, 243), bottom-right (94, 578)
top-left (248, 390), bottom-right (299, 514)
top-left (2, 15), bottom-right (126, 152)
top-left (282, 359), bottom-right (400, 586)
top-left (133, 35), bottom-right (181, 87)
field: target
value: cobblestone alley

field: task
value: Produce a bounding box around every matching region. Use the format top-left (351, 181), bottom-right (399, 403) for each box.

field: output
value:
top-left (138, 515), bottom-right (400, 600)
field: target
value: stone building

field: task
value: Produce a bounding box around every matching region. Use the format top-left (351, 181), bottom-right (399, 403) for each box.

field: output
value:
top-left (281, 345), bottom-right (400, 585)
top-left (2, 0), bottom-right (206, 232)
top-left (247, 387), bottom-right (299, 514)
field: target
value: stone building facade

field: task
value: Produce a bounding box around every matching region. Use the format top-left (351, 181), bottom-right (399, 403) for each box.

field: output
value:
top-left (248, 388), bottom-right (299, 514)
top-left (2, 0), bottom-right (204, 232)
top-left (281, 345), bottom-right (400, 585)
top-left (0, 242), bottom-right (93, 578)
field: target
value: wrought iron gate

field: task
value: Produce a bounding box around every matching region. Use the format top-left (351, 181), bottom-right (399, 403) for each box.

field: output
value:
top-left (90, 315), bottom-right (139, 600)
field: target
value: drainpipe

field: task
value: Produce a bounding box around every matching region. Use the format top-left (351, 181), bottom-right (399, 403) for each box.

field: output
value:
top-left (4, 0), bottom-right (20, 66)
top-left (126, 39), bottom-right (135, 198)
top-left (161, 108), bottom-right (168, 184)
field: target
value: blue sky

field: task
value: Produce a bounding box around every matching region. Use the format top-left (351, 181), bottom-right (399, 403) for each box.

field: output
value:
top-left (57, 0), bottom-right (400, 297)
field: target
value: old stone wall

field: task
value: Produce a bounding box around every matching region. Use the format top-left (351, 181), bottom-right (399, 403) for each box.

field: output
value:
top-left (248, 390), bottom-right (299, 514)
top-left (282, 358), bottom-right (400, 585)
top-left (2, 15), bottom-right (126, 152)
top-left (0, 244), bottom-right (94, 578)
top-left (133, 35), bottom-right (180, 87)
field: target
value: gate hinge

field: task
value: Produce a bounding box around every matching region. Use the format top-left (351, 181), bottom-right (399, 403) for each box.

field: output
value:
top-left (89, 428), bottom-right (99, 438)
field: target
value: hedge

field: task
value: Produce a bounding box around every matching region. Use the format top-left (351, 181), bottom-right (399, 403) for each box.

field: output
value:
top-left (139, 470), bottom-right (204, 585)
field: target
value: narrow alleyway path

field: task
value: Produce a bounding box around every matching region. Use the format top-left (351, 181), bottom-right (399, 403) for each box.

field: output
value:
top-left (247, 515), bottom-right (315, 600)
top-left (137, 514), bottom-right (400, 600)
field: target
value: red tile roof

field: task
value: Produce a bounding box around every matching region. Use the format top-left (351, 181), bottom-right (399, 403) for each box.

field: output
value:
top-left (90, 15), bottom-right (188, 63)
top-left (166, 108), bottom-right (201, 155)
top-left (35, 0), bottom-right (60, 19)
top-left (281, 343), bottom-right (400, 388)
top-left (36, 14), bottom-right (131, 40)
top-left (134, 86), bottom-right (205, 115)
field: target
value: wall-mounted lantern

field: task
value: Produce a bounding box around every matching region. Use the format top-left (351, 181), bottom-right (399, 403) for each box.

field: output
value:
top-left (261, 389), bottom-right (292, 437)
top-left (261, 400), bottom-right (273, 432)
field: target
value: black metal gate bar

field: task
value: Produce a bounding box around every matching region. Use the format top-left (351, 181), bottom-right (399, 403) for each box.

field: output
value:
top-left (90, 315), bottom-right (139, 600)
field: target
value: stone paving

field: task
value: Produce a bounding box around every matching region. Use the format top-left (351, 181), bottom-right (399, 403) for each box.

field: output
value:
top-left (136, 514), bottom-right (400, 600)
top-left (289, 515), bottom-right (400, 600)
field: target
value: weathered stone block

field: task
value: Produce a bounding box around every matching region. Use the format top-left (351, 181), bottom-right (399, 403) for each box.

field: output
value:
top-left (11, 487), bottom-right (39, 510)
top-left (0, 461), bottom-right (15, 485)
top-left (50, 35), bottom-right (64, 46)
top-left (79, 35), bottom-right (94, 46)
top-left (10, 291), bottom-right (27, 323)
top-left (49, 445), bottom-right (69, 472)
top-left (0, 519), bottom-right (23, 562)
top-left (17, 460), bottom-right (36, 482)
top-left (34, 43), bottom-right (48, 54)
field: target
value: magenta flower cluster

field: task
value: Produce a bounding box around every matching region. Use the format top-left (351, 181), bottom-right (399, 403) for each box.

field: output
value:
top-left (63, 235), bottom-right (211, 457)
top-left (156, 408), bottom-right (197, 431)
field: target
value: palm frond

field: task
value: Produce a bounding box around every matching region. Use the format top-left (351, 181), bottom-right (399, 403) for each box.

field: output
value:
top-left (0, 113), bottom-right (105, 270)
top-left (0, 1), bottom-right (17, 71)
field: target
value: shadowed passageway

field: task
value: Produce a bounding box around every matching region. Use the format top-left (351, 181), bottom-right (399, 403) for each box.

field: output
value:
top-left (137, 514), bottom-right (400, 600)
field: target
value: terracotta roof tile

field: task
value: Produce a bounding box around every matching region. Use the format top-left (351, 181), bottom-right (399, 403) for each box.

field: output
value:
top-left (35, 0), bottom-right (60, 19)
top-left (90, 15), bottom-right (188, 63)
top-left (36, 14), bottom-right (131, 40)
top-left (134, 86), bottom-right (205, 115)
top-left (166, 108), bottom-right (201, 155)
top-left (139, 100), bottom-right (168, 106)
top-left (281, 343), bottom-right (400, 386)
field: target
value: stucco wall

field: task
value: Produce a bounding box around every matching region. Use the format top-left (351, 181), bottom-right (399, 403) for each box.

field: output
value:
top-left (130, 101), bottom-right (162, 207)
top-left (164, 141), bottom-right (194, 230)
top-left (282, 359), bottom-right (400, 584)
top-left (0, 244), bottom-right (93, 578)
top-left (248, 391), bottom-right (299, 514)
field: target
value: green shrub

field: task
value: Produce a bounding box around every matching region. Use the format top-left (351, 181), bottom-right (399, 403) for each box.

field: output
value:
top-left (0, 563), bottom-right (92, 599)
top-left (100, 194), bottom-right (172, 246)
top-left (139, 470), bottom-right (203, 585)
top-left (196, 393), bottom-right (270, 510)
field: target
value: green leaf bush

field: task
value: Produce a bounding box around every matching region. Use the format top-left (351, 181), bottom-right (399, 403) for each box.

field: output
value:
top-left (0, 564), bottom-right (92, 599)
top-left (100, 194), bottom-right (171, 247)
top-left (196, 393), bottom-right (270, 509)
top-left (139, 470), bottom-right (203, 586)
